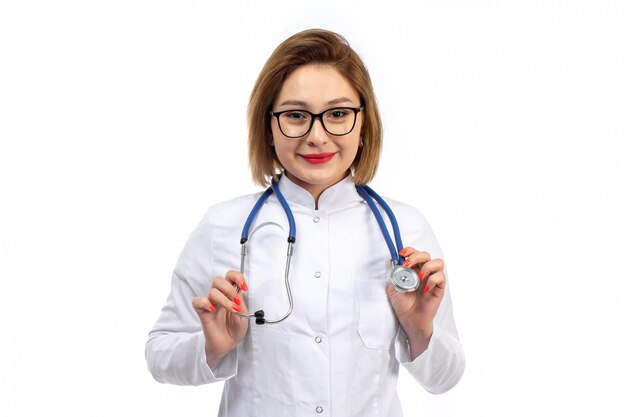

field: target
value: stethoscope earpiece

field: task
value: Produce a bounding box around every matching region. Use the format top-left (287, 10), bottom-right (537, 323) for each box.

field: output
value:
top-left (254, 310), bottom-right (266, 325)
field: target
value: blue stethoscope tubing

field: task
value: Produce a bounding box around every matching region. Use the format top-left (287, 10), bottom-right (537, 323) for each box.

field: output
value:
top-left (236, 179), bottom-right (417, 325)
top-left (355, 185), bottom-right (406, 266)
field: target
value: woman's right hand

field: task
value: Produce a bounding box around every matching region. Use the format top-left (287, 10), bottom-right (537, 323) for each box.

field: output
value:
top-left (191, 270), bottom-right (250, 367)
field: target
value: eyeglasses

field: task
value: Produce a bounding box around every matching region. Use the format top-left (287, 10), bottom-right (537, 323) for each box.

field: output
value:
top-left (269, 106), bottom-right (364, 139)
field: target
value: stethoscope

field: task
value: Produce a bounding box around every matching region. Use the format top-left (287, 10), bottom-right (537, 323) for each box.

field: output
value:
top-left (235, 179), bottom-right (419, 324)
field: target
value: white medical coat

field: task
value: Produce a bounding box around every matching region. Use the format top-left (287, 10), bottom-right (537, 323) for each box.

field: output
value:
top-left (146, 174), bottom-right (464, 416)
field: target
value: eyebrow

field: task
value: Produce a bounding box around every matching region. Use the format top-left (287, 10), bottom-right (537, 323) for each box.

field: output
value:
top-left (278, 97), bottom-right (355, 107)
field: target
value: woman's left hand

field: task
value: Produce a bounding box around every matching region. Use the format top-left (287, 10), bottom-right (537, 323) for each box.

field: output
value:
top-left (386, 246), bottom-right (446, 339)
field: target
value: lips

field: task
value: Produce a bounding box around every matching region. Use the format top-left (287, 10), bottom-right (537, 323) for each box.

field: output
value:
top-left (299, 152), bottom-right (336, 164)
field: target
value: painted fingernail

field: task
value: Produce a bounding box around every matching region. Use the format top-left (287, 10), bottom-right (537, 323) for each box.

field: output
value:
top-left (418, 271), bottom-right (424, 280)
top-left (209, 305), bottom-right (216, 312)
top-left (402, 259), bottom-right (411, 268)
top-left (241, 281), bottom-right (249, 292)
top-left (232, 304), bottom-right (242, 312)
top-left (424, 285), bottom-right (430, 293)
top-left (233, 296), bottom-right (241, 305)
top-left (399, 249), bottom-right (408, 257)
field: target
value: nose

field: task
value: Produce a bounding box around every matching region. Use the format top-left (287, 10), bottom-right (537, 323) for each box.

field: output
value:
top-left (305, 117), bottom-right (328, 146)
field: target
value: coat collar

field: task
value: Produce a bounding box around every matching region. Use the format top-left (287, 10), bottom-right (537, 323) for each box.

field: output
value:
top-left (276, 172), bottom-right (363, 211)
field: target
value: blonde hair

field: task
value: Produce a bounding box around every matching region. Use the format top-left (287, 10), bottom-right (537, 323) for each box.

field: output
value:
top-left (248, 29), bottom-right (383, 187)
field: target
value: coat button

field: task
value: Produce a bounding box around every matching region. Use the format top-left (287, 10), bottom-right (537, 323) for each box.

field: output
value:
top-left (316, 406), bottom-right (323, 413)
top-left (314, 271), bottom-right (321, 278)
top-left (315, 336), bottom-right (322, 343)
top-left (313, 216), bottom-right (320, 223)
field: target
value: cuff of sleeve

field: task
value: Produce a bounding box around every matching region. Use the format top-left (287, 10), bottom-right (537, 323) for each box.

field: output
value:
top-left (395, 325), bottom-right (444, 392)
top-left (196, 333), bottom-right (238, 382)
top-left (395, 325), bottom-right (465, 394)
top-left (395, 325), bottom-right (437, 368)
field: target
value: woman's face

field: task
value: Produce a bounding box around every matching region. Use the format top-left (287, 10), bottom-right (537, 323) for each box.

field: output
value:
top-left (270, 64), bottom-right (362, 199)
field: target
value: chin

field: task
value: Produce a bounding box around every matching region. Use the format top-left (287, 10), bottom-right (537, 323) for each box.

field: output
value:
top-left (303, 171), bottom-right (346, 186)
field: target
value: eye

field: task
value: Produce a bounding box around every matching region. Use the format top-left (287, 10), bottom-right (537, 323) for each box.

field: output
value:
top-left (328, 109), bottom-right (349, 119)
top-left (284, 111), bottom-right (309, 120)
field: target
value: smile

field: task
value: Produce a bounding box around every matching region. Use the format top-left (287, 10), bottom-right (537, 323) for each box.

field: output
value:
top-left (299, 152), bottom-right (336, 164)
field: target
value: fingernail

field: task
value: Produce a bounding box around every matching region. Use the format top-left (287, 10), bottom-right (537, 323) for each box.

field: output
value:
top-left (424, 285), bottom-right (430, 293)
top-left (241, 281), bottom-right (248, 292)
top-left (399, 249), bottom-right (407, 257)
top-left (233, 296), bottom-right (241, 305)
top-left (232, 304), bottom-right (242, 312)
top-left (418, 271), bottom-right (424, 280)
top-left (209, 305), bottom-right (216, 313)
top-left (402, 259), bottom-right (411, 268)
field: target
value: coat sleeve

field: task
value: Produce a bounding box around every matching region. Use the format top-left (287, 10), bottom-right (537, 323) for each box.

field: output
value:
top-left (145, 210), bottom-right (238, 386)
top-left (393, 206), bottom-right (465, 394)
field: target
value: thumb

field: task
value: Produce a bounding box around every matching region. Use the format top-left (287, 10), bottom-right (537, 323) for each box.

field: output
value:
top-left (386, 282), bottom-right (400, 299)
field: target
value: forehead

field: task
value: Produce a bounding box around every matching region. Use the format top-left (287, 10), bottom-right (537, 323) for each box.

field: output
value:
top-left (274, 64), bottom-right (359, 107)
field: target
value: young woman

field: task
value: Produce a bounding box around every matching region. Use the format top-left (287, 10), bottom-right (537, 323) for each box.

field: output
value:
top-left (146, 28), bottom-right (464, 416)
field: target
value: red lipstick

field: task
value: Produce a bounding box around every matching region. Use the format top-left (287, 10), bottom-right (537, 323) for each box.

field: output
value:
top-left (299, 152), bottom-right (336, 164)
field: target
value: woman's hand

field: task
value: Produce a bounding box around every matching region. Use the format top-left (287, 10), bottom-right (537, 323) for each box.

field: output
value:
top-left (386, 247), bottom-right (446, 357)
top-left (191, 270), bottom-right (250, 367)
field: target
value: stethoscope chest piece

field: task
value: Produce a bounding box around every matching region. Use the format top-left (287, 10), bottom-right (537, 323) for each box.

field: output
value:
top-left (390, 265), bottom-right (419, 292)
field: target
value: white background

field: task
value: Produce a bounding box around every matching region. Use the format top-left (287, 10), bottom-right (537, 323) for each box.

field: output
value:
top-left (1, 0), bottom-right (625, 416)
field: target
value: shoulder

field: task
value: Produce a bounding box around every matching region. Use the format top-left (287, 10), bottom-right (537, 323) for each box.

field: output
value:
top-left (377, 194), bottom-right (443, 256)
top-left (378, 195), bottom-right (431, 232)
top-left (195, 191), bottom-right (265, 231)
top-left (373, 193), bottom-right (441, 251)
top-left (205, 192), bottom-right (264, 219)
top-left (173, 190), bottom-right (276, 281)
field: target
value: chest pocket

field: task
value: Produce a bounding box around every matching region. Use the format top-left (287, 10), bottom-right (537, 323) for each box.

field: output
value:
top-left (356, 277), bottom-right (399, 350)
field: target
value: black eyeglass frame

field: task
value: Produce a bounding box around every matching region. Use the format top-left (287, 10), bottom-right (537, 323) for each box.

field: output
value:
top-left (269, 106), bottom-right (364, 139)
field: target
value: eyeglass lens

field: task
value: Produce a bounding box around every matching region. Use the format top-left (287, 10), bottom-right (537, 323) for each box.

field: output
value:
top-left (278, 108), bottom-right (357, 138)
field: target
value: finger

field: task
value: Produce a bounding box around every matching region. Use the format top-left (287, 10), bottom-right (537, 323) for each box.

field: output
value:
top-left (224, 270), bottom-right (249, 292)
top-left (418, 258), bottom-right (444, 281)
top-left (192, 296), bottom-right (216, 313)
top-left (208, 287), bottom-right (244, 313)
top-left (398, 247), bottom-right (428, 261)
top-left (212, 276), bottom-right (237, 297)
top-left (400, 249), bottom-right (431, 269)
top-left (423, 271), bottom-right (446, 294)
top-left (212, 278), bottom-right (245, 308)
